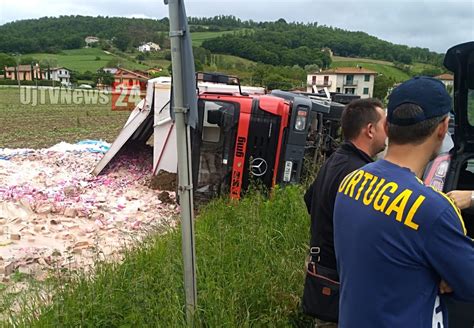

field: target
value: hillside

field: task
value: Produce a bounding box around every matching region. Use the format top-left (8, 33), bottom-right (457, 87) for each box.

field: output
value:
top-left (1, 16), bottom-right (443, 66)
top-left (191, 30), bottom-right (249, 46)
top-left (0, 16), bottom-right (169, 53)
top-left (331, 59), bottom-right (410, 82)
top-left (29, 48), bottom-right (148, 73)
top-left (331, 56), bottom-right (446, 82)
top-left (0, 15), bottom-right (449, 91)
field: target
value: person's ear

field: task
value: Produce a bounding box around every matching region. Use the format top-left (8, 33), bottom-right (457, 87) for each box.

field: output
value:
top-left (383, 119), bottom-right (389, 136)
top-left (366, 123), bottom-right (375, 139)
top-left (437, 116), bottom-right (449, 139)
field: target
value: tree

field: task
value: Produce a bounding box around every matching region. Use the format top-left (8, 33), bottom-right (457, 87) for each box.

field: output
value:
top-left (0, 53), bottom-right (15, 75)
top-left (265, 73), bottom-right (293, 91)
top-left (64, 36), bottom-right (83, 49)
top-left (373, 75), bottom-right (394, 102)
top-left (95, 69), bottom-right (115, 86)
top-left (19, 56), bottom-right (38, 65)
top-left (106, 58), bottom-right (124, 68)
top-left (304, 64), bottom-right (320, 73)
top-left (114, 33), bottom-right (131, 52)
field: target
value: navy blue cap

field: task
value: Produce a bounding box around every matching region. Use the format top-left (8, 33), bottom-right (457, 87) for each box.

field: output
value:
top-left (387, 76), bottom-right (452, 126)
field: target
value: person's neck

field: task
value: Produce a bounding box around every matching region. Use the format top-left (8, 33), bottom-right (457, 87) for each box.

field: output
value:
top-left (384, 144), bottom-right (432, 178)
top-left (350, 138), bottom-right (373, 157)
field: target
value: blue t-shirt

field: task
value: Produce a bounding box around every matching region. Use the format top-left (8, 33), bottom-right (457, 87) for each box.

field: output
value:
top-left (334, 159), bottom-right (474, 328)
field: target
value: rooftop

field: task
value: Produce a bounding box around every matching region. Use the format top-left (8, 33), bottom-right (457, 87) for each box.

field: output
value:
top-left (434, 73), bottom-right (454, 81)
top-left (311, 67), bottom-right (378, 75)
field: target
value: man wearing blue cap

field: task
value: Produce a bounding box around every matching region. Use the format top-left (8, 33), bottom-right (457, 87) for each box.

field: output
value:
top-left (333, 76), bottom-right (474, 327)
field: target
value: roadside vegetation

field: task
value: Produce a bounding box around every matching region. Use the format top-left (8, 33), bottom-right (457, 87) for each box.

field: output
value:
top-left (6, 186), bottom-right (311, 327)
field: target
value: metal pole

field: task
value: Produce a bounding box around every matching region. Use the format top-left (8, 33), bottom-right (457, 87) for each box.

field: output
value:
top-left (166, 0), bottom-right (197, 323)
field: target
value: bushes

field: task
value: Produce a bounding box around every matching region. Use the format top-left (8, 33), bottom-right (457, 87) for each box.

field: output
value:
top-left (0, 80), bottom-right (55, 86)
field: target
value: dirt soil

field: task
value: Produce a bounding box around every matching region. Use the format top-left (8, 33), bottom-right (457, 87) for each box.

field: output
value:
top-left (149, 170), bottom-right (178, 192)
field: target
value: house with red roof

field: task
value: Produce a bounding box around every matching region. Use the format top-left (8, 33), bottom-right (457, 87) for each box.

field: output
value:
top-left (434, 73), bottom-right (454, 87)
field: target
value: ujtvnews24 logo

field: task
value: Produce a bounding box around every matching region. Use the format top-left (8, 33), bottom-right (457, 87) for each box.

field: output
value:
top-left (111, 81), bottom-right (147, 111)
top-left (18, 82), bottom-right (146, 110)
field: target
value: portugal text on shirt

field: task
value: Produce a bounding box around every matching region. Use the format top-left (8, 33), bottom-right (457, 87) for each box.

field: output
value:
top-left (338, 169), bottom-right (428, 231)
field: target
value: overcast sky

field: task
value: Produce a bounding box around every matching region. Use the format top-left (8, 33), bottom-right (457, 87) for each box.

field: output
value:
top-left (0, 0), bottom-right (472, 53)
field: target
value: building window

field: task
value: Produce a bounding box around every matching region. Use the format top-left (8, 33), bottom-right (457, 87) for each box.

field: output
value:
top-left (345, 75), bottom-right (354, 85)
top-left (364, 74), bottom-right (370, 82)
top-left (336, 87), bottom-right (341, 93)
top-left (312, 76), bottom-right (316, 85)
top-left (324, 75), bottom-right (329, 85)
top-left (363, 87), bottom-right (369, 95)
top-left (345, 88), bottom-right (355, 94)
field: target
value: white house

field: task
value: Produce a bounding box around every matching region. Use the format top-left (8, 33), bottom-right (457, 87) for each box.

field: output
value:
top-left (138, 42), bottom-right (161, 52)
top-left (85, 36), bottom-right (100, 46)
top-left (46, 67), bottom-right (71, 85)
top-left (307, 67), bottom-right (378, 98)
top-left (434, 73), bottom-right (454, 87)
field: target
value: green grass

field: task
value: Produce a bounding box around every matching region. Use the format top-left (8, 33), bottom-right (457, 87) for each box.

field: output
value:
top-left (0, 87), bottom-right (131, 148)
top-left (7, 186), bottom-right (310, 327)
top-left (29, 48), bottom-right (149, 73)
top-left (216, 54), bottom-right (255, 67)
top-left (409, 62), bottom-right (443, 76)
top-left (332, 56), bottom-right (394, 66)
top-left (332, 56), bottom-right (446, 82)
top-left (191, 30), bottom-right (245, 47)
top-left (331, 60), bottom-right (411, 82)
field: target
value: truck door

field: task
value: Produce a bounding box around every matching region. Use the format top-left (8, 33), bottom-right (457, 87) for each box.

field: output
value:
top-left (192, 99), bottom-right (239, 200)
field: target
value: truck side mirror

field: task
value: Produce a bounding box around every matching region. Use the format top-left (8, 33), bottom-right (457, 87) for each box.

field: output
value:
top-left (207, 109), bottom-right (223, 125)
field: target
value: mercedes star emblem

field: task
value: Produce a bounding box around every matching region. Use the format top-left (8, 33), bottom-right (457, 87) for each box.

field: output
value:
top-left (250, 158), bottom-right (268, 177)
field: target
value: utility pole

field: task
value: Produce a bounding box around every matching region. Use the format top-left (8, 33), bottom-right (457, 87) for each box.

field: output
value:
top-left (165, 0), bottom-right (198, 324)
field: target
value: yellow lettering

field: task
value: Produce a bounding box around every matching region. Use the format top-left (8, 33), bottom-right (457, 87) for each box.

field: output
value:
top-left (363, 177), bottom-right (384, 206)
top-left (339, 171), bottom-right (357, 193)
top-left (344, 170), bottom-right (365, 198)
top-left (385, 189), bottom-right (413, 222)
top-left (373, 182), bottom-right (398, 212)
top-left (404, 195), bottom-right (425, 230)
top-left (355, 172), bottom-right (374, 201)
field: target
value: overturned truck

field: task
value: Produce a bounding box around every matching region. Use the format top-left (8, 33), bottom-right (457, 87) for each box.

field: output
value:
top-left (93, 73), bottom-right (354, 199)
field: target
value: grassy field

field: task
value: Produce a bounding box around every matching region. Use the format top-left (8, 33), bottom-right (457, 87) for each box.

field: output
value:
top-left (0, 87), bottom-right (130, 149)
top-left (409, 62), bottom-right (444, 75)
top-left (29, 48), bottom-right (148, 73)
top-left (330, 60), bottom-right (411, 82)
top-left (332, 56), bottom-right (444, 82)
top-left (332, 56), bottom-right (394, 66)
top-left (191, 30), bottom-right (246, 46)
top-left (7, 186), bottom-right (310, 327)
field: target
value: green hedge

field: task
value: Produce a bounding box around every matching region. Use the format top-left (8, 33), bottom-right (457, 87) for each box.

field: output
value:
top-left (0, 80), bottom-right (55, 86)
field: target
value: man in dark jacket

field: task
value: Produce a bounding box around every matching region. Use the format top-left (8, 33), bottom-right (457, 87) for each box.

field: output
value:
top-left (302, 98), bottom-right (386, 326)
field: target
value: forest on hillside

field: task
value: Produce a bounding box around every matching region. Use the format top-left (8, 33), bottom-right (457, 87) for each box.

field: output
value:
top-left (0, 16), bottom-right (169, 53)
top-left (0, 15), bottom-right (443, 68)
top-left (202, 20), bottom-right (443, 67)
